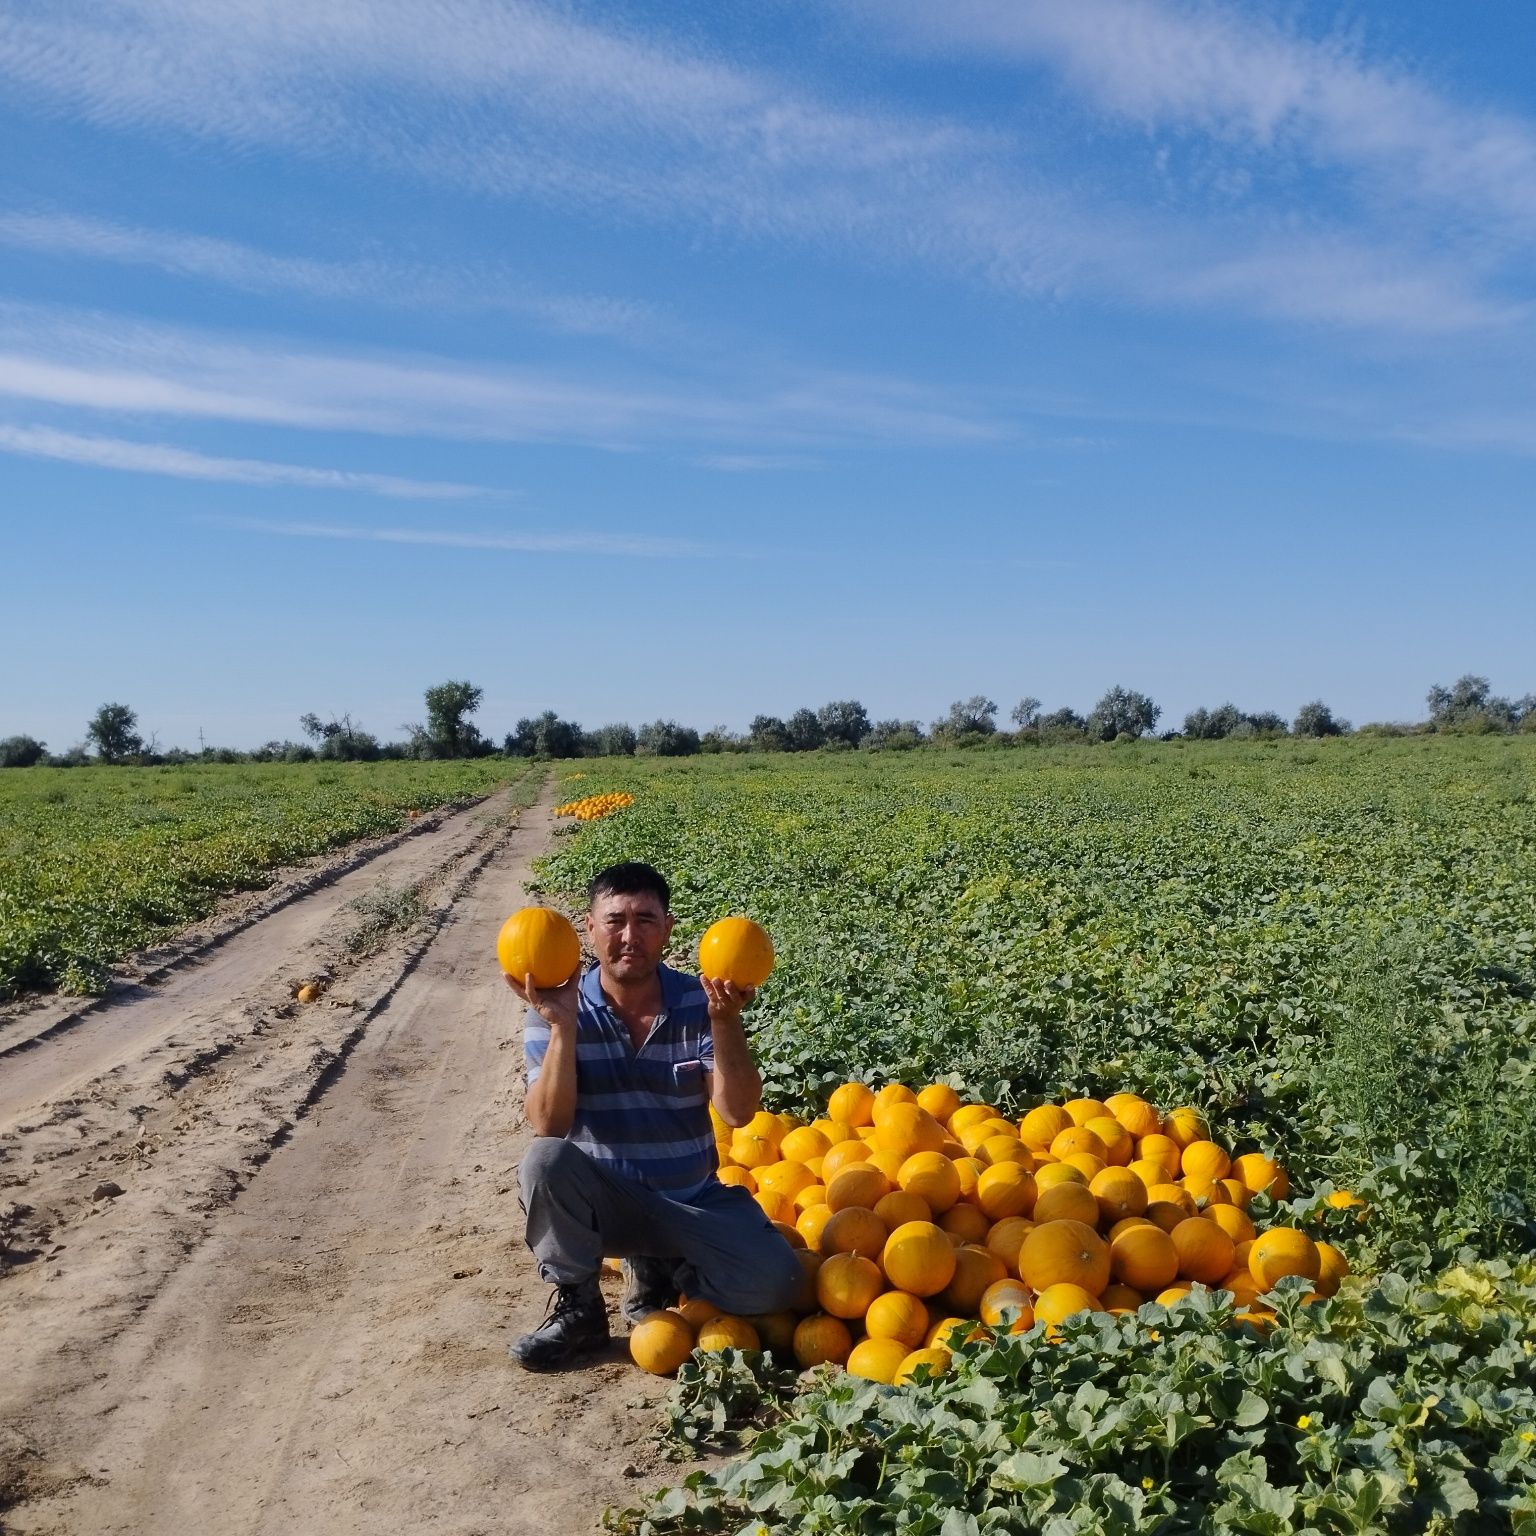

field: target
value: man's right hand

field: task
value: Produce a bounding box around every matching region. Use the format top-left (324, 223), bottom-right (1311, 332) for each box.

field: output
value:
top-left (504, 970), bottom-right (579, 1032)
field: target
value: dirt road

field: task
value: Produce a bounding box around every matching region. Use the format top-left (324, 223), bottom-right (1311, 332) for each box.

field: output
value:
top-left (0, 775), bottom-right (674, 1535)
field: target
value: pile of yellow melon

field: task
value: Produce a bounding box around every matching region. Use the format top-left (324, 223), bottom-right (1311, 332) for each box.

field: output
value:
top-left (553, 791), bottom-right (635, 821)
top-left (628, 1082), bottom-right (1351, 1384)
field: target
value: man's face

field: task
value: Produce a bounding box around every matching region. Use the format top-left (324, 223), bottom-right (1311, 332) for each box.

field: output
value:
top-left (586, 891), bottom-right (674, 985)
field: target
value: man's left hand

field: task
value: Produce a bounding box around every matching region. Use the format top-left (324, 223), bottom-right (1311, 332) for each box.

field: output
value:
top-left (701, 976), bottom-right (754, 1028)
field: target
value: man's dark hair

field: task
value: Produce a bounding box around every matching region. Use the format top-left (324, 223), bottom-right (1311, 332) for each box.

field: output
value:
top-left (587, 861), bottom-right (671, 911)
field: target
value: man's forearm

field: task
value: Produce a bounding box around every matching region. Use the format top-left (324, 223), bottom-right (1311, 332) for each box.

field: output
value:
top-left (708, 1017), bottom-right (762, 1127)
top-left (525, 1022), bottom-right (579, 1136)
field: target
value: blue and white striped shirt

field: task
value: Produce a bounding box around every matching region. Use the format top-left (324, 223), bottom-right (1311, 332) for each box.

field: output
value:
top-left (523, 963), bottom-right (718, 1200)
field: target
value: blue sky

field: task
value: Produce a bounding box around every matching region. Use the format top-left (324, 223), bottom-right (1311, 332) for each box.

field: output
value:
top-left (2, 0), bottom-right (1533, 750)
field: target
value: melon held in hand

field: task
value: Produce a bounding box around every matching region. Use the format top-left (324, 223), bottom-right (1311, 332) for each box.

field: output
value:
top-left (697, 916), bottom-right (775, 988)
top-left (497, 906), bottom-right (581, 988)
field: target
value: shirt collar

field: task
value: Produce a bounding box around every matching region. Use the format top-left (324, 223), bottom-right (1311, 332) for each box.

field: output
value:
top-left (580, 962), bottom-right (681, 1015)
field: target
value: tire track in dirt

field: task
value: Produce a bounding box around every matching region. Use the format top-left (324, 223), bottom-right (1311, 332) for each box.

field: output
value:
top-left (1, 777), bottom-right (681, 1535)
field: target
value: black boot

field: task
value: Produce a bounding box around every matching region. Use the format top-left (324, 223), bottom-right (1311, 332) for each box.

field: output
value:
top-left (510, 1279), bottom-right (610, 1370)
top-left (620, 1257), bottom-right (681, 1326)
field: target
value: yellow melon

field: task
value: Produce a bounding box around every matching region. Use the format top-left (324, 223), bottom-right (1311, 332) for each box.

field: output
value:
top-left (496, 907), bottom-right (581, 988)
top-left (697, 917), bottom-right (774, 987)
top-left (828, 1083), bottom-right (875, 1128)
top-left (882, 1221), bottom-right (958, 1297)
top-left (793, 1313), bottom-right (853, 1367)
top-left (696, 1315), bottom-right (760, 1352)
top-left (629, 1311), bottom-right (695, 1375)
top-left (864, 1289), bottom-right (930, 1349)
top-left (816, 1254), bottom-right (885, 1319)
top-left (846, 1336), bottom-right (909, 1384)
top-left (894, 1345), bottom-right (952, 1384)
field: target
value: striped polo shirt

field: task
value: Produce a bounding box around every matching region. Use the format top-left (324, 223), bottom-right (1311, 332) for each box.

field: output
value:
top-left (523, 962), bottom-right (718, 1200)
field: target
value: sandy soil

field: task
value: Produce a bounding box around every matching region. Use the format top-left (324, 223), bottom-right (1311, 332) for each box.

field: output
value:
top-left (0, 776), bottom-right (678, 1535)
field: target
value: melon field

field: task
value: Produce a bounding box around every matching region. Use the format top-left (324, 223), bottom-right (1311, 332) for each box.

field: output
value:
top-left (3, 737), bottom-right (1534, 1534)
top-left (537, 737), bottom-right (1536, 1534)
top-left (0, 757), bottom-right (529, 998)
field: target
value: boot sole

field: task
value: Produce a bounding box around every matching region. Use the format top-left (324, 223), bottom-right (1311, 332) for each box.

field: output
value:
top-left (508, 1333), bottom-right (612, 1372)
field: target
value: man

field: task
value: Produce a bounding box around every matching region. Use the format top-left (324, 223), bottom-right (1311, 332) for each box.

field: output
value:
top-left (506, 860), bottom-right (803, 1370)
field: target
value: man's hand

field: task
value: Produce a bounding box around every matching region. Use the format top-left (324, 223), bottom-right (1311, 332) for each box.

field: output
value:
top-left (504, 970), bottom-right (579, 1032)
top-left (700, 976), bottom-right (754, 1030)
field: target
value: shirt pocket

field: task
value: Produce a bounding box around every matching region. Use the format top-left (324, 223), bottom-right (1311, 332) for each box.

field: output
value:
top-left (668, 1058), bottom-right (708, 1107)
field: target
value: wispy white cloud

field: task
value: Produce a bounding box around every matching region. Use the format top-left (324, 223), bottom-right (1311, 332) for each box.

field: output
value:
top-left (0, 422), bottom-right (498, 498)
top-left (0, 302), bottom-right (1004, 449)
top-left (1159, 239), bottom-right (1528, 335)
top-left (694, 453), bottom-right (821, 473)
top-left (0, 0), bottom-right (1505, 336)
top-left (0, 209), bottom-right (658, 339)
top-left (203, 514), bottom-right (713, 559)
top-left (874, 0), bottom-right (1536, 235)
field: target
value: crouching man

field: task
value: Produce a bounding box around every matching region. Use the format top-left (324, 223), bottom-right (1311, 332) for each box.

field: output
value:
top-left (506, 860), bottom-right (803, 1370)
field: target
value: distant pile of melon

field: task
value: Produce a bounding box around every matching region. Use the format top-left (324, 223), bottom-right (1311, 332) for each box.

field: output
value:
top-left (628, 1082), bottom-right (1353, 1384)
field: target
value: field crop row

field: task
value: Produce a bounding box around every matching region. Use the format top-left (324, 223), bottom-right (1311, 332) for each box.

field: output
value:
top-left (0, 759), bottom-right (533, 998)
top-left (539, 738), bottom-right (1536, 1532)
top-left (541, 738), bottom-right (1536, 1265)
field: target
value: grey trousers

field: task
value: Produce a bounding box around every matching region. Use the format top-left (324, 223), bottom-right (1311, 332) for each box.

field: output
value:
top-left (518, 1137), bottom-right (804, 1315)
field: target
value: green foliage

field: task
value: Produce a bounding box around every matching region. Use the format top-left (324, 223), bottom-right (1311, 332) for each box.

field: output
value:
top-left (817, 700), bottom-right (871, 748)
top-left (540, 741), bottom-right (1536, 1533)
top-left (640, 720), bottom-right (703, 757)
top-left (1294, 701), bottom-right (1348, 737)
top-left (0, 759), bottom-right (533, 997)
top-left (0, 735), bottom-right (46, 768)
top-left (538, 738), bottom-right (1536, 1261)
top-left (421, 678), bottom-right (485, 757)
top-left (748, 715), bottom-right (793, 753)
top-left (507, 710), bottom-right (582, 759)
top-left (1086, 685), bottom-right (1160, 741)
top-left (299, 711), bottom-right (382, 761)
top-left (866, 719), bottom-right (926, 750)
top-left (661, 1348), bottom-right (802, 1454)
top-left (617, 1266), bottom-right (1536, 1535)
top-left (932, 696), bottom-right (999, 738)
top-left (345, 878), bottom-right (428, 955)
top-left (593, 723), bottom-right (639, 756)
top-left (86, 701), bottom-right (143, 763)
top-left (1304, 928), bottom-right (1536, 1264)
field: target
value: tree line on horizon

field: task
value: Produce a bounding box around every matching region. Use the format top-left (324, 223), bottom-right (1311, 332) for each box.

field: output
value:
top-left (3, 675), bottom-right (1532, 769)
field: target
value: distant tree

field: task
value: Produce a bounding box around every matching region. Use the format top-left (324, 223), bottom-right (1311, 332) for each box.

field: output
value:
top-left (1009, 697), bottom-right (1042, 730)
top-left (87, 702), bottom-right (144, 763)
top-left (786, 708), bottom-right (826, 752)
top-left (249, 739), bottom-right (314, 763)
top-left (1427, 674), bottom-right (1488, 726)
top-left (817, 700), bottom-right (870, 748)
top-left (1294, 700), bottom-right (1348, 737)
top-left (865, 719), bottom-right (924, 750)
top-left (505, 711), bottom-right (582, 758)
top-left (637, 719), bottom-right (700, 756)
top-left (932, 696), bottom-right (998, 738)
top-left (299, 710), bottom-right (379, 761)
top-left (591, 722), bottom-right (637, 756)
top-left (1086, 686), bottom-right (1160, 742)
top-left (43, 742), bottom-right (92, 768)
top-left (748, 715), bottom-right (791, 753)
top-left (699, 725), bottom-right (745, 754)
top-left (1037, 707), bottom-right (1087, 736)
top-left (0, 735), bottom-right (46, 767)
top-left (1427, 674), bottom-right (1521, 732)
top-left (1185, 704), bottom-right (1287, 739)
top-left (1184, 702), bottom-right (1238, 739)
top-left (422, 679), bottom-right (484, 758)
top-left (1207, 703), bottom-right (1243, 738)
